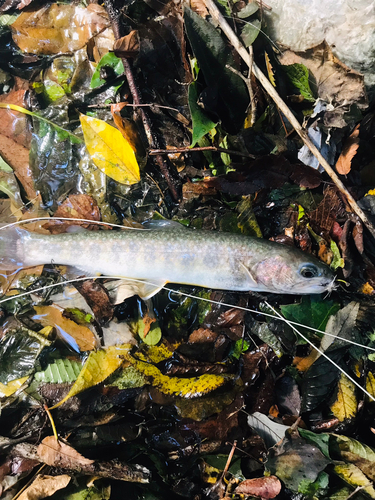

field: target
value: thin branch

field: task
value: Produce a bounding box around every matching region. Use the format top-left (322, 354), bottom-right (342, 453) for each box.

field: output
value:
top-left (149, 146), bottom-right (255, 158)
top-left (203, 0), bottom-right (375, 239)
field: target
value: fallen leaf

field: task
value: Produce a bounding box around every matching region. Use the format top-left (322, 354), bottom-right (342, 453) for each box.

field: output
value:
top-left (18, 474), bottom-right (71, 500)
top-left (114, 30), bottom-right (140, 59)
top-left (11, 4), bottom-right (110, 55)
top-left (74, 279), bottom-right (114, 326)
top-left (80, 114), bottom-right (141, 185)
top-left (48, 344), bottom-right (132, 409)
top-left (279, 42), bottom-right (367, 127)
top-left (43, 194), bottom-right (101, 234)
top-left (38, 436), bottom-right (94, 468)
top-left (33, 305), bottom-right (99, 352)
top-left (330, 374), bottom-right (357, 421)
top-left (0, 375), bottom-right (29, 398)
top-left (235, 476), bottom-right (282, 499)
top-left (111, 104), bottom-right (146, 165)
top-left (265, 52), bottom-right (276, 87)
top-left (336, 125), bottom-right (360, 175)
top-left (0, 85), bottom-right (30, 148)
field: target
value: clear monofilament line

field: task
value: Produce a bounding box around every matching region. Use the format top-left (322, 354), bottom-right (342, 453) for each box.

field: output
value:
top-left (264, 301), bottom-right (375, 402)
top-left (0, 275), bottom-right (374, 353)
top-left (0, 217), bottom-right (148, 231)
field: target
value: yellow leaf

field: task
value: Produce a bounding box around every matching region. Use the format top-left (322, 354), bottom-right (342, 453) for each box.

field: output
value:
top-left (49, 344), bottom-right (132, 409)
top-left (129, 357), bottom-right (229, 398)
top-left (366, 372), bottom-right (375, 399)
top-left (80, 114), bottom-right (140, 185)
top-left (0, 375), bottom-right (29, 398)
top-left (33, 305), bottom-right (98, 352)
top-left (334, 463), bottom-right (375, 498)
top-left (265, 52), bottom-right (276, 87)
top-left (330, 374), bottom-right (357, 421)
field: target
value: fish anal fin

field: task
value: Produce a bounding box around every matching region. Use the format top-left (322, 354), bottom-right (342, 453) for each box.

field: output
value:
top-left (105, 279), bottom-right (167, 304)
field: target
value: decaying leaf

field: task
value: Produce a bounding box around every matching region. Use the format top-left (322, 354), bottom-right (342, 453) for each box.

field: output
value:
top-left (336, 125), bottom-right (360, 175)
top-left (235, 476), bottom-right (281, 499)
top-left (330, 374), bottom-right (357, 421)
top-left (18, 474), bottom-right (71, 500)
top-left (331, 434), bottom-right (375, 482)
top-left (113, 30), bottom-right (140, 59)
top-left (49, 344), bottom-right (132, 409)
top-left (38, 436), bottom-right (94, 468)
top-left (33, 305), bottom-right (99, 352)
top-left (80, 114), bottom-right (141, 185)
top-left (11, 4), bottom-right (111, 55)
top-left (334, 463), bottom-right (375, 498)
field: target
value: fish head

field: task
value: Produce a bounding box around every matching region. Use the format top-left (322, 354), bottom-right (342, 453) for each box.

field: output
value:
top-left (247, 252), bottom-right (335, 294)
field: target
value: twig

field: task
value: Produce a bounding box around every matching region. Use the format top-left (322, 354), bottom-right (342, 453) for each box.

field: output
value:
top-left (103, 0), bottom-right (180, 202)
top-left (149, 146), bottom-right (255, 158)
top-left (203, 0), bottom-right (375, 239)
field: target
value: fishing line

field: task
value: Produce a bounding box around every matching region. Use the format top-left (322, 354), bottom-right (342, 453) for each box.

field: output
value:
top-left (0, 217), bottom-right (149, 231)
top-left (264, 301), bottom-right (375, 402)
top-left (0, 275), bottom-right (374, 353)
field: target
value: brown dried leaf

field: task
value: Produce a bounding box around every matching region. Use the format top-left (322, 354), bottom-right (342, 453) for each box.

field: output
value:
top-left (188, 328), bottom-right (219, 343)
top-left (111, 103), bottom-right (146, 166)
top-left (308, 186), bottom-right (344, 233)
top-left (18, 474), bottom-right (71, 500)
top-left (0, 84), bottom-right (30, 148)
top-left (336, 125), bottom-right (360, 175)
top-left (33, 304), bottom-right (99, 351)
top-left (37, 437), bottom-right (94, 468)
top-left (74, 279), bottom-right (114, 325)
top-left (11, 4), bottom-right (110, 55)
top-left (190, 0), bottom-right (209, 17)
top-left (44, 194), bottom-right (101, 234)
top-left (235, 476), bottom-right (282, 498)
top-left (279, 42), bottom-right (367, 127)
top-left (0, 134), bottom-right (36, 200)
top-left (114, 30), bottom-right (140, 59)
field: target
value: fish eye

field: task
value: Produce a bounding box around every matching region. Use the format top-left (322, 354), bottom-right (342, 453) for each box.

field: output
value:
top-left (299, 264), bottom-right (319, 279)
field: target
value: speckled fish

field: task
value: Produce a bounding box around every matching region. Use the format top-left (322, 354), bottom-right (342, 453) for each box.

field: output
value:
top-left (0, 221), bottom-right (335, 297)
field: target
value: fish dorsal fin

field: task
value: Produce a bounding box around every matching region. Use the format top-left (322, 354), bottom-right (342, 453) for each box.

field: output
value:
top-left (142, 220), bottom-right (187, 230)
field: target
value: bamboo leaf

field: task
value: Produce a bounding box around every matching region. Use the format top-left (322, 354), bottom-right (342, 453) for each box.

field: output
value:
top-left (49, 344), bottom-right (132, 409)
top-left (80, 114), bottom-right (141, 185)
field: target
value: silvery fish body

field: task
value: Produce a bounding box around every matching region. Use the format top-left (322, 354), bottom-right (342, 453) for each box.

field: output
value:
top-left (0, 223), bottom-right (334, 295)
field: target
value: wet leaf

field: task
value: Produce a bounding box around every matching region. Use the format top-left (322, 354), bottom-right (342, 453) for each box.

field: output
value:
top-left (282, 63), bottom-right (315, 102)
top-left (235, 476), bottom-right (281, 499)
top-left (0, 327), bottom-right (51, 385)
top-left (80, 114), bottom-right (141, 185)
top-left (38, 436), bottom-right (94, 468)
top-left (33, 305), bottom-right (99, 352)
top-left (184, 7), bottom-right (249, 134)
top-left (248, 412), bottom-right (289, 448)
top-left (114, 30), bottom-right (140, 59)
top-left (241, 19), bottom-right (261, 48)
top-left (266, 429), bottom-right (331, 492)
top-left (330, 374), bottom-right (357, 421)
top-left (11, 4), bottom-right (110, 56)
top-left (18, 474), bottom-right (71, 500)
top-left (336, 125), bottom-right (360, 175)
top-left (49, 344), bottom-right (132, 409)
top-left (0, 375), bottom-right (29, 397)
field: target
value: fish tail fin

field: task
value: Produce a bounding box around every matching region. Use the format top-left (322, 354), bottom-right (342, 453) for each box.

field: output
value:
top-left (0, 225), bottom-right (26, 269)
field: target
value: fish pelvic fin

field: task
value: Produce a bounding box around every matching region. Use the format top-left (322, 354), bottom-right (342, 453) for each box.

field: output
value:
top-left (0, 225), bottom-right (27, 270)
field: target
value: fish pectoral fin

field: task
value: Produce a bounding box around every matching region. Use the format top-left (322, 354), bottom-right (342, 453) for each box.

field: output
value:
top-left (240, 262), bottom-right (258, 286)
top-left (105, 278), bottom-right (167, 304)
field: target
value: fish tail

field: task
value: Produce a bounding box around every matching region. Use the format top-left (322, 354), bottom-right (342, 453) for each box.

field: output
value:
top-left (0, 225), bottom-right (27, 269)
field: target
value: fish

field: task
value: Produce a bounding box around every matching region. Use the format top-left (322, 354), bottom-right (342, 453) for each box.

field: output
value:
top-left (0, 220), bottom-right (334, 297)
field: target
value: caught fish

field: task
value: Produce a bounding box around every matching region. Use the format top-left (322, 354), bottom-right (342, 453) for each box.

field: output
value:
top-left (0, 221), bottom-right (334, 297)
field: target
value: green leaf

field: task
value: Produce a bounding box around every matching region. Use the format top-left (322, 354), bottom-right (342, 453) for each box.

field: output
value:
top-left (237, 1), bottom-right (259, 18)
top-left (34, 359), bottom-right (83, 384)
top-left (282, 63), bottom-right (316, 102)
top-left (241, 19), bottom-right (261, 47)
top-left (90, 52), bottom-right (124, 89)
top-left (184, 7), bottom-right (249, 134)
top-left (188, 81), bottom-right (218, 147)
top-left (330, 240), bottom-right (345, 270)
top-left (299, 428), bottom-right (331, 459)
top-left (280, 296), bottom-right (340, 340)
